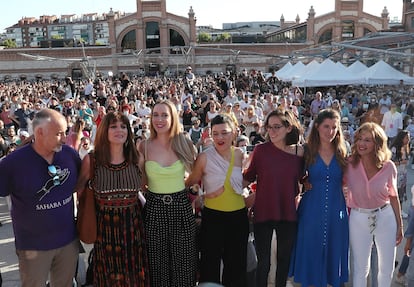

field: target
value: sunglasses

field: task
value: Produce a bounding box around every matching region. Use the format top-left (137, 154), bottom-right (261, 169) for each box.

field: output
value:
top-left (48, 165), bottom-right (61, 186)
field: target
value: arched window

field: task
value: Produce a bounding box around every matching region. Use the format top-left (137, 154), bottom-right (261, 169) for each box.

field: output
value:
top-left (169, 29), bottom-right (185, 46)
top-left (363, 28), bottom-right (372, 36)
top-left (121, 30), bottom-right (136, 51)
top-left (146, 22), bottom-right (160, 52)
top-left (342, 20), bottom-right (355, 40)
top-left (318, 29), bottom-right (333, 44)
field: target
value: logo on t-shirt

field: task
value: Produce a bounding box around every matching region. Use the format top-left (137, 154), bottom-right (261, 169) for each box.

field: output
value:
top-left (36, 166), bottom-right (70, 201)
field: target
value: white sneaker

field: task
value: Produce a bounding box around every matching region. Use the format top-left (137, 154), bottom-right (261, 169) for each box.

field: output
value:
top-left (402, 211), bottom-right (409, 219)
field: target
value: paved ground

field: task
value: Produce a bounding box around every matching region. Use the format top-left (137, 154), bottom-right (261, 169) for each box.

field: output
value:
top-left (0, 197), bottom-right (20, 287)
top-left (0, 197), bottom-right (93, 287)
top-left (1, 166), bottom-right (413, 287)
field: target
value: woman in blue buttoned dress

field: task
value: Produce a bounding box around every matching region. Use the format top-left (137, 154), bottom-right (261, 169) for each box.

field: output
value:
top-left (289, 109), bottom-right (349, 287)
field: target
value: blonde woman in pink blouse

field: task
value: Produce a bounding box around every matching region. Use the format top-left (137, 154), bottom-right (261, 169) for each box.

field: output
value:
top-left (345, 122), bottom-right (403, 287)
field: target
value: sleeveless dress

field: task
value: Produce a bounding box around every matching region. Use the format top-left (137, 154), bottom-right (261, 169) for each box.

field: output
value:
top-left (289, 155), bottom-right (349, 287)
top-left (93, 161), bottom-right (150, 287)
top-left (144, 159), bottom-right (197, 287)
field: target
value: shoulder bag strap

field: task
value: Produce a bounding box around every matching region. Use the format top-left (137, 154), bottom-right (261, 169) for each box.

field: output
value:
top-left (89, 152), bottom-right (96, 185)
top-left (224, 147), bottom-right (235, 183)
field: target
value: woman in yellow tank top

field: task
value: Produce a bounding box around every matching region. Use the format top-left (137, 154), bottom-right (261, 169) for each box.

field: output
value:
top-left (186, 114), bottom-right (249, 287)
top-left (137, 100), bottom-right (198, 287)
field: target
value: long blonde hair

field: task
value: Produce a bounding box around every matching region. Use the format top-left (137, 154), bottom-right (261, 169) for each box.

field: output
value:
top-left (150, 100), bottom-right (197, 172)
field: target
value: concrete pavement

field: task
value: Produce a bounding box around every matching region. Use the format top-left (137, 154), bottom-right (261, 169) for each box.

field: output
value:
top-left (0, 198), bottom-right (92, 287)
top-left (0, 197), bottom-right (20, 287)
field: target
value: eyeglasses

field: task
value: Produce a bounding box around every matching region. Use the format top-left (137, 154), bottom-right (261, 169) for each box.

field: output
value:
top-left (48, 165), bottom-right (61, 186)
top-left (266, 124), bottom-right (285, 131)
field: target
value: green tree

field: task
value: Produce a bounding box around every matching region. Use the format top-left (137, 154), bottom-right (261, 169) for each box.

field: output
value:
top-left (2, 39), bottom-right (17, 48)
top-left (197, 32), bottom-right (212, 43)
top-left (216, 32), bottom-right (231, 42)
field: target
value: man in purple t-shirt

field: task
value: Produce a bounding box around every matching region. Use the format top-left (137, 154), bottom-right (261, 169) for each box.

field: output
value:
top-left (0, 109), bottom-right (81, 287)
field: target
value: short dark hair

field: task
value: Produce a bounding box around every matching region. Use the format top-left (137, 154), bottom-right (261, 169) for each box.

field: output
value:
top-left (211, 114), bottom-right (235, 131)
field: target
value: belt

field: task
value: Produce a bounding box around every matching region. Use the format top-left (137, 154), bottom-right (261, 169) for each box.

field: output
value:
top-left (352, 203), bottom-right (389, 214)
top-left (148, 190), bottom-right (186, 205)
top-left (161, 194), bottom-right (173, 205)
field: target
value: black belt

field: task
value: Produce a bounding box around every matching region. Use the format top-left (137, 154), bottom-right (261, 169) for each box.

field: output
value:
top-left (352, 203), bottom-right (389, 214)
top-left (147, 189), bottom-right (187, 205)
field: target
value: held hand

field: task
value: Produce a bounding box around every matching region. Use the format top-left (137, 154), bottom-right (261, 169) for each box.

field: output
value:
top-left (191, 195), bottom-right (204, 212)
top-left (343, 186), bottom-right (349, 202)
top-left (192, 183), bottom-right (201, 193)
top-left (301, 180), bottom-right (312, 192)
top-left (303, 181), bottom-right (312, 192)
top-left (244, 192), bottom-right (256, 208)
top-left (300, 171), bottom-right (312, 192)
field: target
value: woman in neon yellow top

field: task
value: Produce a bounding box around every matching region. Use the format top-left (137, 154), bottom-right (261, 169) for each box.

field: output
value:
top-left (186, 114), bottom-right (249, 287)
top-left (138, 100), bottom-right (198, 287)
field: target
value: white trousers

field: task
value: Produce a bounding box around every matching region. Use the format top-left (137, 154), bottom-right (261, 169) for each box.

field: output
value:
top-left (349, 204), bottom-right (397, 287)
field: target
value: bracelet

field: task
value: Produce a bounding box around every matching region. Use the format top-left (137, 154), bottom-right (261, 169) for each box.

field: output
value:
top-left (188, 186), bottom-right (198, 195)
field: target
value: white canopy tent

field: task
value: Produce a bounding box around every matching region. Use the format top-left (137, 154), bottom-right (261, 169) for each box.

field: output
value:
top-left (357, 60), bottom-right (414, 85)
top-left (277, 61), bottom-right (305, 82)
top-left (292, 59), bottom-right (364, 87)
top-left (346, 60), bottom-right (367, 75)
top-left (335, 61), bottom-right (348, 71)
top-left (275, 62), bottom-right (292, 79)
top-left (284, 60), bottom-right (320, 83)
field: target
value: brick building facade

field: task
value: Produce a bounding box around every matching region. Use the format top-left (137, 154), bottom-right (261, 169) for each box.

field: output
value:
top-left (0, 0), bottom-right (405, 80)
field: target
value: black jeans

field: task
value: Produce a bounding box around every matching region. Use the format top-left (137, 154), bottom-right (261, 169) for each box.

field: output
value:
top-left (199, 207), bottom-right (249, 287)
top-left (254, 221), bottom-right (297, 287)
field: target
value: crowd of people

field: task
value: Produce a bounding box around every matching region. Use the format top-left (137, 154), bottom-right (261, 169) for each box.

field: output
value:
top-left (0, 67), bottom-right (414, 287)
